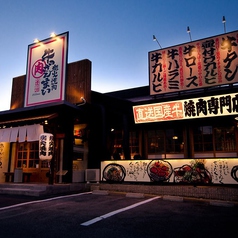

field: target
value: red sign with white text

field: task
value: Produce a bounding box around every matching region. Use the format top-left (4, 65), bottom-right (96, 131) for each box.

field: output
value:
top-left (133, 101), bottom-right (184, 123)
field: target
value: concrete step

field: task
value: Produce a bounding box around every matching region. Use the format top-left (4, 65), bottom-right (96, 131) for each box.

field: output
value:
top-left (0, 183), bottom-right (90, 197)
top-left (0, 183), bottom-right (48, 196)
top-left (0, 183), bottom-right (47, 190)
top-left (0, 187), bottom-right (46, 196)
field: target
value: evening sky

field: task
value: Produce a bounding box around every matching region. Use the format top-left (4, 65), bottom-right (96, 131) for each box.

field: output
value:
top-left (0, 0), bottom-right (237, 111)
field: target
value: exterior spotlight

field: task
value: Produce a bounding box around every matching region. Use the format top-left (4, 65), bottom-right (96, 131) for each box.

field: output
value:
top-left (187, 26), bottom-right (192, 41)
top-left (222, 16), bottom-right (226, 23)
top-left (222, 16), bottom-right (226, 33)
top-left (50, 32), bottom-right (56, 37)
top-left (152, 35), bottom-right (162, 49)
top-left (34, 38), bottom-right (39, 43)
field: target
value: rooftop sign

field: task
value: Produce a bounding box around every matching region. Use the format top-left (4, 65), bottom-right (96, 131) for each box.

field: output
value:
top-left (24, 32), bottom-right (68, 107)
top-left (149, 31), bottom-right (238, 95)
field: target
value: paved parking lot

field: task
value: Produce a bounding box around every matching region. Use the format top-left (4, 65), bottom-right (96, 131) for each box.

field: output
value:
top-left (0, 192), bottom-right (237, 238)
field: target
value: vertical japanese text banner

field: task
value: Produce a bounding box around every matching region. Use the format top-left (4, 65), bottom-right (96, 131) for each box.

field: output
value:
top-left (24, 32), bottom-right (68, 107)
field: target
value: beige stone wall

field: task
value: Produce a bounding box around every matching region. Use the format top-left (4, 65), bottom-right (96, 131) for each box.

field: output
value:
top-left (0, 143), bottom-right (10, 183)
top-left (96, 183), bottom-right (238, 202)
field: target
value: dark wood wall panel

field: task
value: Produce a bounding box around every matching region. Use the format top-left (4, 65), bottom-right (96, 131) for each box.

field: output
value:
top-left (10, 75), bottom-right (25, 109)
top-left (10, 59), bottom-right (92, 109)
top-left (66, 59), bottom-right (92, 104)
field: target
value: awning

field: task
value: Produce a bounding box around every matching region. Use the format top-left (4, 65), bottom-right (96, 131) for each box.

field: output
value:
top-left (0, 113), bottom-right (57, 126)
top-left (0, 124), bottom-right (44, 142)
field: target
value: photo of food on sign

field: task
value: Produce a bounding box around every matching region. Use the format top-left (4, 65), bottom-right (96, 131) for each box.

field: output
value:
top-left (103, 163), bottom-right (126, 182)
top-left (101, 159), bottom-right (238, 184)
top-left (147, 160), bottom-right (173, 182)
top-left (173, 161), bottom-right (212, 184)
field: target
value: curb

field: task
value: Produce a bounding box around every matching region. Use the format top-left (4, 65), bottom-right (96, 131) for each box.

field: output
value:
top-left (91, 190), bottom-right (238, 207)
top-left (163, 195), bottom-right (183, 202)
top-left (210, 200), bottom-right (234, 207)
top-left (126, 193), bottom-right (144, 198)
top-left (92, 190), bottom-right (109, 195)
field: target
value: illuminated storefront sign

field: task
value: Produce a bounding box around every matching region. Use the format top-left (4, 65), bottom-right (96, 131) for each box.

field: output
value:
top-left (24, 32), bottom-right (68, 107)
top-left (149, 31), bottom-right (238, 95)
top-left (133, 92), bottom-right (238, 123)
top-left (101, 158), bottom-right (238, 184)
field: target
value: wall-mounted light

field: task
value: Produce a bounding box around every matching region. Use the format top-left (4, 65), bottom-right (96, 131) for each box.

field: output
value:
top-left (152, 35), bottom-right (162, 49)
top-left (44, 120), bottom-right (48, 125)
top-left (187, 26), bottom-right (192, 41)
top-left (76, 97), bottom-right (86, 106)
top-left (80, 97), bottom-right (86, 104)
top-left (222, 16), bottom-right (226, 33)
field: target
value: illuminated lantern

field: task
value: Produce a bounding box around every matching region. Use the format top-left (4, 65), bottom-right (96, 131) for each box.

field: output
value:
top-left (39, 133), bottom-right (54, 160)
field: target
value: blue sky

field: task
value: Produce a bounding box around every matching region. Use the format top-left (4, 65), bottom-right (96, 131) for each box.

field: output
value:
top-left (0, 0), bottom-right (238, 111)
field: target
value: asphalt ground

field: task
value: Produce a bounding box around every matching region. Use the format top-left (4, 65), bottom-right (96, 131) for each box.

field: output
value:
top-left (0, 191), bottom-right (238, 238)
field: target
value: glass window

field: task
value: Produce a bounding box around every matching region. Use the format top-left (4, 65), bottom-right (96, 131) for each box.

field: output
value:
top-left (16, 142), bottom-right (39, 169)
top-left (214, 126), bottom-right (235, 151)
top-left (129, 131), bottom-right (140, 159)
top-left (148, 130), bottom-right (165, 154)
top-left (148, 128), bottom-right (184, 155)
top-left (194, 126), bottom-right (213, 152)
top-left (193, 125), bottom-right (236, 153)
top-left (111, 130), bottom-right (123, 159)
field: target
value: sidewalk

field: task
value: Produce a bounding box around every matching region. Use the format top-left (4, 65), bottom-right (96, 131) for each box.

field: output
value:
top-left (0, 182), bottom-right (238, 203)
top-left (0, 183), bottom-right (90, 196)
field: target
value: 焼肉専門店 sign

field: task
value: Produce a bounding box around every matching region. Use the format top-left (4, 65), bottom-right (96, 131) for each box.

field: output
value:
top-left (149, 30), bottom-right (238, 95)
top-left (24, 32), bottom-right (68, 107)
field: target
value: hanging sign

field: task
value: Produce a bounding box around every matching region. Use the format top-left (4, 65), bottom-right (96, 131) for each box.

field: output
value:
top-left (39, 133), bottom-right (54, 160)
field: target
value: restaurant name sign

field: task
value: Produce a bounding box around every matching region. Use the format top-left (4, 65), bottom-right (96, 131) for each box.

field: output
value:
top-left (133, 92), bottom-right (238, 123)
top-left (149, 31), bottom-right (238, 95)
top-left (24, 32), bottom-right (68, 107)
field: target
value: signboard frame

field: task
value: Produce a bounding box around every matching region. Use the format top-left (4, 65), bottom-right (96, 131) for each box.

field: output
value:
top-left (149, 30), bottom-right (238, 95)
top-left (24, 31), bottom-right (69, 107)
top-left (133, 92), bottom-right (238, 124)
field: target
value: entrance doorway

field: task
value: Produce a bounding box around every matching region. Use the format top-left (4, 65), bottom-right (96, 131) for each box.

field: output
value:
top-left (16, 142), bottom-right (49, 183)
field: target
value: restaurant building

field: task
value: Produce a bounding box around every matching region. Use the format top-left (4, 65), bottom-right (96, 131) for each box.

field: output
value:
top-left (0, 32), bottom-right (92, 183)
top-left (0, 31), bottom-right (238, 186)
top-left (100, 30), bottom-right (238, 185)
